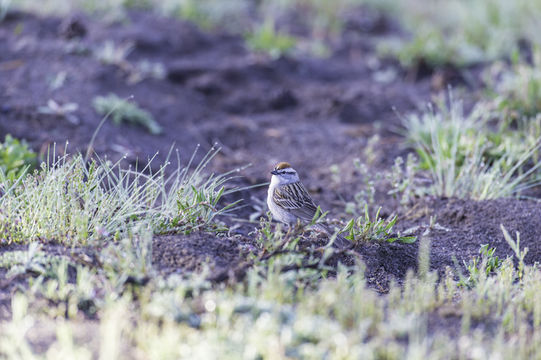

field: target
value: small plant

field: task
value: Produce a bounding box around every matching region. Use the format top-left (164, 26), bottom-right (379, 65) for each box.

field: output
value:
top-left (161, 0), bottom-right (250, 30)
top-left (342, 205), bottom-right (416, 244)
top-left (130, 60), bottom-right (166, 83)
top-left (404, 96), bottom-right (541, 199)
top-left (92, 94), bottom-right (162, 135)
top-left (460, 244), bottom-right (504, 287)
top-left (48, 71), bottom-right (68, 91)
top-left (246, 17), bottom-right (296, 58)
top-left (404, 97), bottom-right (488, 171)
top-left (380, 30), bottom-right (459, 68)
top-left (38, 99), bottom-right (79, 124)
top-left (0, 135), bottom-right (37, 182)
top-left (375, 0), bottom-right (540, 67)
top-left (253, 212), bottom-right (296, 254)
top-left (501, 224), bottom-right (528, 281)
top-left (344, 159), bottom-right (379, 215)
top-left (387, 154), bottom-right (427, 205)
top-left (100, 230), bottom-right (154, 290)
top-left (157, 148), bottom-right (242, 234)
top-left (485, 49), bottom-right (541, 119)
top-left (94, 41), bottom-right (134, 69)
top-left (94, 40), bottom-right (165, 83)
top-left (1, 243), bottom-right (48, 278)
top-left (0, 147), bottom-right (238, 244)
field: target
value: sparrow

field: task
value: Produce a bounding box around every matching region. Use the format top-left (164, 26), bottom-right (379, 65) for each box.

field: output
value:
top-left (267, 162), bottom-right (351, 248)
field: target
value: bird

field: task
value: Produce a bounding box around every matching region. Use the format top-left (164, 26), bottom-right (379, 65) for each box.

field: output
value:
top-left (267, 161), bottom-right (352, 249)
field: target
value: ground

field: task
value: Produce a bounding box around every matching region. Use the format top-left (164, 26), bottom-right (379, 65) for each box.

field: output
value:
top-left (1, 7), bottom-right (541, 353)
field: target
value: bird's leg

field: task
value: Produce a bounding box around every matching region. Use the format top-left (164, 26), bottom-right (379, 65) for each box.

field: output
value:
top-left (284, 222), bottom-right (293, 238)
top-left (293, 219), bottom-right (305, 235)
top-left (281, 223), bottom-right (294, 248)
top-left (280, 221), bottom-right (296, 249)
top-left (281, 220), bottom-right (305, 249)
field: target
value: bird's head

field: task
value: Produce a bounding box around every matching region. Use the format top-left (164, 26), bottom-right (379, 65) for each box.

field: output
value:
top-left (270, 162), bottom-right (300, 184)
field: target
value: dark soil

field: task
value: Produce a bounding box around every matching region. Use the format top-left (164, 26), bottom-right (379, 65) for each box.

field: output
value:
top-left (152, 233), bottom-right (254, 276)
top-left (1, 9), bottom-right (540, 298)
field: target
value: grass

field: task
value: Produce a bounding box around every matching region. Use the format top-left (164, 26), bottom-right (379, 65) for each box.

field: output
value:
top-left (158, 0), bottom-right (251, 31)
top-left (9, 0), bottom-right (541, 67)
top-left (373, 0), bottom-right (541, 67)
top-left (94, 41), bottom-right (165, 84)
top-left (246, 18), bottom-right (297, 58)
top-left (485, 49), bottom-right (541, 119)
top-left (94, 41), bottom-right (134, 69)
top-left (92, 94), bottom-right (163, 135)
top-left (402, 95), bottom-right (541, 200)
top-left (38, 99), bottom-right (80, 125)
top-left (8, 0), bottom-right (362, 58)
top-left (0, 146), bottom-right (239, 244)
top-left (4, 0), bottom-right (541, 357)
top-left (0, 135), bottom-right (37, 182)
top-left (3, 225), bottom-right (541, 358)
top-left (343, 205), bottom-right (416, 244)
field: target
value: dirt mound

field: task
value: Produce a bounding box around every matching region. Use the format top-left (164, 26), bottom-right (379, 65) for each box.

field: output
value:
top-left (152, 233), bottom-right (254, 276)
top-left (395, 197), bottom-right (541, 272)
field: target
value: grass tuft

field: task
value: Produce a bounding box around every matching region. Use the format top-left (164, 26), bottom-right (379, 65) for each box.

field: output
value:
top-left (343, 205), bottom-right (416, 244)
top-left (92, 94), bottom-right (162, 135)
top-left (0, 135), bottom-right (37, 182)
top-left (374, 0), bottom-right (541, 67)
top-left (485, 49), bottom-right (541, 119)
top-left (0, 147), bottom-right (238, 244)
top-left (246, 17), bottom-right (296, 58)
top-left (403, 96), bottom-right (541, 199)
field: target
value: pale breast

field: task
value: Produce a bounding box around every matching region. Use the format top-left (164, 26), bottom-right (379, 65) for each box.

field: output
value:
top-left (267, 185), bottom-right (297, 224)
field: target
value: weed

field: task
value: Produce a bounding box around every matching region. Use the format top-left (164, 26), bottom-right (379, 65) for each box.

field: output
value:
top-left (159, 0), bottom-right (250, 30)
top-left (485, 49), bottom-right (541, 119)
top-left (132, 60), bottom-right (166, 82)
top-left (460, 244), bottom-right (504, 287)
top-left (501, 224), bottom-right (528, 281)
top-left (344, 159), bottom-right (380, 215)
top-left (92, 94), bottom-right (162, 135)
top-left (246, 17), bottom-right (296, 58)
top-left (387, 154), bottom-right (428, 205)
top-left (417, 235), bottom-right (431, 280)
top-left (0, 294), bottom-right (35, 359)
top-left (0, 135), bottom-right (37, 182)
top-left (343, 205), bottom-right (416, 244)
top-left (404, 96), bottom-right (541, 199)
top-left (100, 229), bottom-right (154, 290)
top-left (94, 40), bottom-right (134, 69)
top-left (94, 41), bottom-right (165, 83)
top-left (47, 71), bottom-right (68, 91)
top-left (4, 243), bottom-right (48, 278)
top-left (38, 99), bottom-right (79, 125)
top-left (0, 146), bottom-right (238, 244)
top-left (376, 0), bottom-right (541, 67)
top-left (155, 146), bottom-right (243, 234)
top-left (83, 0), bottom-right (128, 20)
top-left (5, 228), bottom-right (541, 358)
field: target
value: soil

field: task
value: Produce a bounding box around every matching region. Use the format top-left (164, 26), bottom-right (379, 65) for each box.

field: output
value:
top-left (1, 8), bottom-right (541, 299)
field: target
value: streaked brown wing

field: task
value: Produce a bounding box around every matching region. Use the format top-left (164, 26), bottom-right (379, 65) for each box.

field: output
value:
top-left (273, 182), bottom-right (318, 221)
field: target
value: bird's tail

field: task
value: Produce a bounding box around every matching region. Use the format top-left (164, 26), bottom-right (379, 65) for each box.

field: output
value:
top-left (313, 223), bottom-right (352, 249)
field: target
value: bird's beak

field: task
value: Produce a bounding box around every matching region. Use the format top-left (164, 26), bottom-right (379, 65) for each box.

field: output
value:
top-left (271, 170), bottom-right (279, 175)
